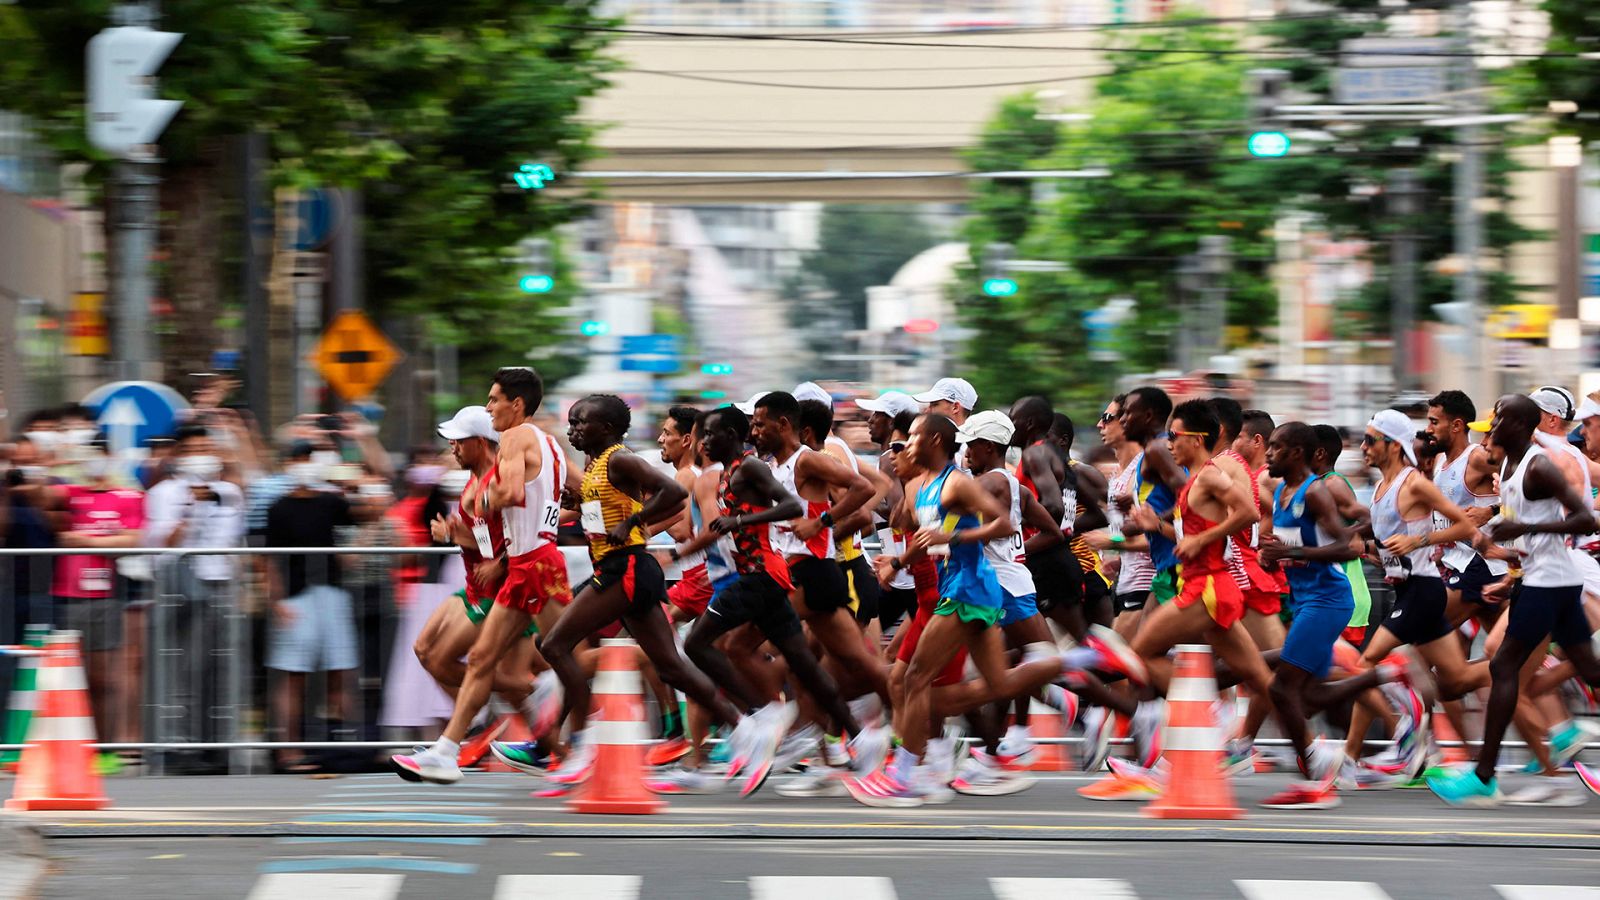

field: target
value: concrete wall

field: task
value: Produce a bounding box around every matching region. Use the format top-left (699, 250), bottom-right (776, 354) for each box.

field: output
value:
top-left (0, 190), bottom-right (85, 434)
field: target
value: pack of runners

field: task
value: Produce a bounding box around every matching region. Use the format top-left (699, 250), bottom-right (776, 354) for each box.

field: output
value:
top-left (391, 369), bottom-right (1600, 810)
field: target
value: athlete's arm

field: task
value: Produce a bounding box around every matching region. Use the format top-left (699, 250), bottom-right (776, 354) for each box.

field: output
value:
top-left (1145, 441), bottom-right (1190, 496)
top-left (1323, 475), bottom-right (1371, 532)
top-left (1020, 485), bottom-right (1065, 555)
top-left (1175, 466), bottom-right (1258, 561)
top-left (791, 451), bottom-right (873, 541)
top-left (915, 471), bottom-right (1012, 551)
top-left (712, 459), bottom-right (803, 533)
top-left (1490, 455), bottom-right (1598, 541)
top-left (672, 470), bottom-right (729, 559)
top-left (1071, 462), bottom-right (1109, 534)
top-left (484, 428), bottom-right (531, 512)
top-left (835, 463), bottom-right (891, 543)
top-left (1387, 477), bottom-right (1473, 556)
top-left (607, 452), bottom-right (688, 542)
top-left (1020, 445), bottom-right (1066, 523)
top-left (1273, 481), bottom-right (1356, 564)
top-left (654, 467), bottom-right (697, 542)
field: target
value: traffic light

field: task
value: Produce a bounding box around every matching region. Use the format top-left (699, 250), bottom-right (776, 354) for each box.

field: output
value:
top-left (513, 163), bottom-right (555, 190)
top-left (1247, 131), bottom-right (1291, 158)
top-left (981, 242), bottom-right (1017, 297)
top-left (87, 26), bottom-right (184, 158)
top-left (699, 390), bottom-right (727, 401)
top-left (1245, 69), bottom-right (1290, 159)
top-left (579, 320), bottom-right (608, 336)
top-left (519, 274), bottom-right (554, 294)
top-left (701, 362), bottom-right (733, 376)
top-left (981, 279), bottom-right (1019, 297)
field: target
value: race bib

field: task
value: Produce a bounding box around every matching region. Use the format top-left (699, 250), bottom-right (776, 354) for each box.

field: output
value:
top-left (540, 501), bottom-right (561, 536)
top-left (1173, 513), bottom-right (1184, 542)
top-left (79, 567), bottom-right (112, 594)
top-left (580, 500), bottom-right (606, 536)
top-left (1276, 528), bottom-right (1305, 549)
top-left (471, 520), bottom-right (495, 557)
top-left (1380, 552), bottom-right (1409, 583)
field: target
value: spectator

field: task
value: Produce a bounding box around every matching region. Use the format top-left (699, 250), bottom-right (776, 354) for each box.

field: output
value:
top-left (339, 472), bottom-right (401, 735)
top-left (143, 424), bottom-right (247, 764)
top-left (49, 439), bottom-right (144, 764)
top-left (264, 453), bottom-right (356, 773)
top-left (248, 439), bottom-right (316, 539)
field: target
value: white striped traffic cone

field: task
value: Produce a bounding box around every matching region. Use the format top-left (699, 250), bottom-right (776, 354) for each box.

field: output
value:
top-left (6, 631), bottom-right (110, 811)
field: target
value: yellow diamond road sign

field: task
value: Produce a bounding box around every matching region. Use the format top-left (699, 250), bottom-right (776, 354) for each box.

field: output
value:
top-left (311, 311), bottom-right (403, 401)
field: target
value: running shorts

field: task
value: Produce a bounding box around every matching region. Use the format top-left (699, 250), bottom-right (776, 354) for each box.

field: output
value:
top-left (460, 589), bottom-right (537, 638)
top-left (1152, 566), bottom-right (1180, 605)
top-left (1380, 576), bottom-right (1452, 647)
top-left (1278, 596), bottom-right (1354, 679)
top-left (667, 563), bottom-right (713, 618)
top-left (879, 587), bottom-right (919, 633)
top-left (1243, 588), bottom-right (1282, 617)
top-left (894, 606), bottom-right (968, 686)
top-left (1508, 584), bottom-right (1592, 650)
top-left (1025, 542), bottom-right (1084, 613)
top-left (1173, 571), bottom-right (1244, 630)
top-left (999, 591), bottom-right (1040, 628)
top-left (586, 546), bottom-right (667, 617)
top-left (788, 556), bottom-right (851, 615)
top-left (843, 555), bottom-right (881, 627)
top-left (1115, 591), bottom-right (1148, 615)
top-left (1340, 625), bottom-right (1367, 648)
top-left (1444, 555), bottom-right (1499, 605)
top-left (707, 570), bottom-right (804, 641)
top-left (496, 542), bottom-right (573, 616)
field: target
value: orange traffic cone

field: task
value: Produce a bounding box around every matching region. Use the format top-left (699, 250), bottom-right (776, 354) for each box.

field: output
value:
top-left (568, 638), bottom-right (665, 815)
top-left (1144, 644), bottom-right (1241, 820)
top-left (1027, 699), bottom-right (1071, 772)
top-left (1433, 710), bottom-right (1470, 765)
top-left (6, 631), bottom-right (110, 811)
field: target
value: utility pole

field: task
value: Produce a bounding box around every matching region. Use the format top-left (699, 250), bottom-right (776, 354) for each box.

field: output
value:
top-left (1389, 168), bottom-right (1421, 393)
top-left (1199, 235), bottom-right (1232, 366)
top-left (1453, 0), bottom-right (1489, 406)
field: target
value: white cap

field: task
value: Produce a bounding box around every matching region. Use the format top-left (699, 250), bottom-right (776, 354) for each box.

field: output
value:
top-left (437, 406), bottom-right (499, 442)
top-left (1531, 385), bottom-right (1577, 421)
top-left (1366, 409), bottom-right (1418, 465)
top-left (956, 410), bottom-right (1016, 446)
top-left (913, 377), bottom-right (978, 411)
top-left (792, 382), bottom-right (833, 407)
top-left (1577, 393), bottom-right (1600, 421)
top-left (856, 391), bottom-right (919, 419)
top-left (733, 391), bottom-right (771, 415)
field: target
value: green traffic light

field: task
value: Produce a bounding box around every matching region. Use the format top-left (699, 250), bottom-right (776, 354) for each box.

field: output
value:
top-left (982, 278), bottom-right (1019, 297)
top-left (579, 320), bottom-right (608, 336)
top-left (701, 362), bottom-right (733, 376)
top-left (1247, 131), bottom-right (1291, 158)
top-left (519, 274), bottom-right (554, 293)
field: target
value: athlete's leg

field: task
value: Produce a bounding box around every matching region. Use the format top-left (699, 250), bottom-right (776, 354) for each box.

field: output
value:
top-left (766, 627), bottom-right (861, 737)
top-left (1474, 632), bottom-right (1540, 783)
top-left (1340, 628), bottom-right (1406, 760)
top-left (442, 603), bottom-right (532, 743)
top-left (539, 582), bottom-right (634, 733)
top-left (1129, 600), bottom-right (1218, 693)
top-left (1415, 633), bottom-right (1490, 700)
top-left (898, 615), bottom-right (980, 756)
top-left (622, 601), bottom-right (744, 726)
top-left (807, 606), bottom-right (891, 708)
top-left (683, 611), bottom-right (770, 713)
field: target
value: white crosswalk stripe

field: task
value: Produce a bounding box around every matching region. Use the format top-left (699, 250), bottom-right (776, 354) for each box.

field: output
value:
top-left (494, 874), bottom-right (642, 899)
top-left (1497, 888), bottom-right (1600, 900)
top-left (1236, 881), bottom-right (1394, 900)
top-left (750, 876), bottom-right (897, 900)
top-left (245, 873), bottom-right (405, 900)
top-left (991, 877), bottom-right (1139, 899)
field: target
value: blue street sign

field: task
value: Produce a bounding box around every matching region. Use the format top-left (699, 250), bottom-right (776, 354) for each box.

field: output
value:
top-left (81, 380), bottom-right (190, 453)
top-left (620, 356), bottom-right (679, 373)
top-left (620, 334), bottom-right (680, 356)
top-left (290, 188), bottom-right (339, 251)
top-left (211, 349), bottom-right (241, 372)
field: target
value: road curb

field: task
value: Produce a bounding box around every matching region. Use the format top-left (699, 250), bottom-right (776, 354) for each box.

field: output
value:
top-left (0, 820), bottom-right (50, 900)
top-left (23, 819), bottom-right (1600, 849)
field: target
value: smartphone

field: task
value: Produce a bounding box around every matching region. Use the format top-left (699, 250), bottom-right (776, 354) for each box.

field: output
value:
top-left (327, 464), bottom-right (362, 483)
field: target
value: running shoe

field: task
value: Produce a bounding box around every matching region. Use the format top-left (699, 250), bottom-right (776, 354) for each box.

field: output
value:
top-left (1334, 757), bottom-right (1402, 791)
top-left (997, 727), bottom-right (1037, 768)
top-left (849, 693), bottom-right (885, 728)
top-left (1575, 761), bottom-right (1600, 797)
top-left (546, 738), bottom-right (597, 786)
top-left (1107, 755), bottom-right (1164, 782)
top-left (1505, 778), bottom-right (1587, 807)
top-left (739, 702), bottom-right (796, 797)
top-left (1130, 699), bottom-right (1166, 769)
top-left (1056, 689), bottom-right (1081, 741)
top-left (645, 735), bottom-right (693, 768)
top-left (848, 724), bottom-right (892, 776)
top-left (1079, 706), bottom-right (1116, 774)
top-left (391, 747), bottom-right (463, 785)
top-left (709, 727), bottom-right (734, 766)
top-left (914, 764), bottom-right (956, 804)
top-left (1078, 770), bottom-right (1162, 801)
top-left (1221, 738), bottom-right (1256, 778)
top-left (1259, 783), bottom-right (1340, 809)
top-left (1426, 768), bottom-right (1501, 808)
top-left (524, 670), bottom-right (565, 739)
top-left (488, 740), bottom-right (552, 775)
top-left (843, 768), bottom-right (925, 809)
top-left (772, 724), bottom-right (824, 774)
top-left (646, 766), bottom-right (722, 795)
top-left (1550, 719), bottom-right (1600, 766)
top-left (777, 767), bottom-right (850, 798)
top-left (952, 754), bottom-right (1035, 796)
top-left (459, 713), bottom-right (515, 768)
top-left (824, 734), bottom-right (852, 767)
top-left (1082, 624), bottom-right (1149, 686)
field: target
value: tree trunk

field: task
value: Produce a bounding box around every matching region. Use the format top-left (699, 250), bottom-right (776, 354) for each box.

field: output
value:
top-left (159, 143), bottom-right (228, 399)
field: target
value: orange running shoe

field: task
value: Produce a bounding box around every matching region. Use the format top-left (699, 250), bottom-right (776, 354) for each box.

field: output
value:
top-left (646, 736), bottom-right (693, 767)
top-left (457, 713), bottom-right (514, 768)
top-left (1078, 772), bottom-right (1162, 801)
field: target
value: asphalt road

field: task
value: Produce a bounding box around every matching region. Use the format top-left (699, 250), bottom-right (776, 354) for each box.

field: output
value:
top-left (7, 770), bottom-right (1600, 898)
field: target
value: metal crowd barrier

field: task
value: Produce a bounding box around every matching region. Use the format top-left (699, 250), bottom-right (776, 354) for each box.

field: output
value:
top-left (0, 546), bottom-right (1549, 778)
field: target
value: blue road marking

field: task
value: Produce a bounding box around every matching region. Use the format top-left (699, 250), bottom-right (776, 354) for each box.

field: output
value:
top-left (260, 857), bottom-right (478, 876)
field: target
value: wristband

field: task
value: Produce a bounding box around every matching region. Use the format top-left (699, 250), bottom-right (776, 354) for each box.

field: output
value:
top-left (889, 557), bottom-right (904, 571)
top-left (949, 531), bottom-right (963, 547)
top-left (1109, 532), bottom-right (1125, 544)
top-left (669, 547), bottom-right (681, 563)
top-left (626, 513), bottom-right (643, 531)
top-left (820, 510), bottom-right (835, 528)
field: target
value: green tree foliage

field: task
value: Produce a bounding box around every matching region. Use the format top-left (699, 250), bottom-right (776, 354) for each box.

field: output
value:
top-left (1515, 0), bottom-right (1600, 144)
top-left (0, 1), bottom-right (615, 396)
top-left (802, 205), bottom-right (938, 330)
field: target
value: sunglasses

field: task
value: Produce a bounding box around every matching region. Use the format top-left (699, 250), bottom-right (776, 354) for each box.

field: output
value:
top-left (1359, 433), bottom-right (1393, 446)
top-left (889, 442), bottom-right (907, 454)
top-left (1099, 413), bottom-right (1117, 424)
top-left (1170, 430), bottom-right (1209, 439)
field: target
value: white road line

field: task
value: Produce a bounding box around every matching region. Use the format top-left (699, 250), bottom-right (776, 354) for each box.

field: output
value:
top-left (1497, 887), bottom-right (1600, 900)
top-left (1236, 881), bottom-right (1393, 900)
top-left (750, 876), bottom-right (897, 900)
top-left (245, 873), bottom-right (404, 900)
top-left (494, 874), bottom-right (642, 899)
top-left (991, 877), bottom-right (1139, 899)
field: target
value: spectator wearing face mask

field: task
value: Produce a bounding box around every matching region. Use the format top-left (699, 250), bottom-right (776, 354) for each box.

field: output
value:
top-left (339, 473), bottom-right (402, 739)
top-left (142, 424), bottom-right (247, 769)
top-left (263, 449), bottom-right (358, 773)
top-left (248, 440), bottom-right (340, 540)
top-left (388, 456), bottom-right (448, 585)
top-left (47, 438), bottom-right (144, 767)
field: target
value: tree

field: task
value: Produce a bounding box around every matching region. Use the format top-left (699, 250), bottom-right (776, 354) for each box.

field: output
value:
top-left (0, 1), bottom-right (614, 406)
top-left (1515, 0), bottom-right (1600, 144)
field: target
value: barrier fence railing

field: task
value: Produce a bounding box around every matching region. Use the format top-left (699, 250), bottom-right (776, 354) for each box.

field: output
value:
top-left (0, 546), bottom-right (1549, 777)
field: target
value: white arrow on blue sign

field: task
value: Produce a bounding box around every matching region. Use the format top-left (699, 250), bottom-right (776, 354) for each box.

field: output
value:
top-left (81, 380), bottom-right (190, 453)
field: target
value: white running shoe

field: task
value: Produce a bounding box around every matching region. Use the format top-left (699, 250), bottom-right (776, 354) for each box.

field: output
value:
top-left (1080, 706), bottom-right (1116, 774)
top-left (914, 764), bottom-right (955, 805)
top-left (1506, 778), bottom-right (1588, 807)
top-left (390, 747), bottom-right (462, 785)
top-left (776, 766), bottom-right (850, 798)
top-left (952, 753), bottom-right (1035, 796)
top-left (546, 737), bottom-right (598, 786)
top-left (772, 724), bottom-right (823, 774)
top-left (848, 724), bottom-right (892, 776)
top-left (524, 670), bottom-right (565, 739)
top-left (646, 766), bottom-right (722, 795)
